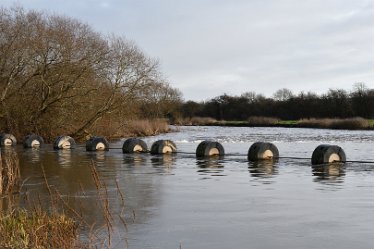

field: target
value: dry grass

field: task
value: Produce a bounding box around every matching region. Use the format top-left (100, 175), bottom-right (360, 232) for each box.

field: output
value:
top-left (125, 119), bottom-right (170, 137)
top-left (0, 209), bottom-right (82, 249)
top-left (176, 117), bottom-right (218, 126)
top-left (298, 117), bottom-right (369, 129)
top-left (0, 149), bottom-right (20, 196)
top-left (0, 150), bottom-right (128, 249)
top-left (247, 116), bottom-right (280, 126)
top-left (87, 118), bottom-right (170, 140)
top-left (0, 151), bottom-right (82, 249)
top-left (90, 118), bottom-right (171, 139)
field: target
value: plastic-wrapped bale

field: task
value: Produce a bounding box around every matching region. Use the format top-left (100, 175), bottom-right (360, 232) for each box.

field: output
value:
top-left (150, 140), bottom-right (176, 154)
top-left (196, 141), bottom-right (224, 158)
top-left (54, 136), bottom-right (76, 150)
top-left (0, 133), bottom-right (17, 146)
top-left (248, 142), bottom-right (279, 161)
top-left (23, 134), bottom-right (44, 148)
top-left (311, 144), bottom-right (346, 165)
top-left (86, 136), bottom-right (109, 151)
top-left (122, 138), bottom-right (148, 153)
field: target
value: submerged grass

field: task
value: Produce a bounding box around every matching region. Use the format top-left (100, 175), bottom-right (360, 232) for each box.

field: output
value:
top-left (0, 149), bottom-right (20, 196)
top-left (0, 151), bottom-right (85, 249)
top-left (0, 150), bottom-right (129, 249)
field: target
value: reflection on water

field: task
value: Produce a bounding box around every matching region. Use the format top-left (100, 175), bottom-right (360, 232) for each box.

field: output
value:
top-left (123, 154), bottom-right (147, 167)
top-left (150, 155), bottom-right (176, 176)
top-left (196, 158), bottom-right (225, 177)
top-left (196, 158), bottom-right (224, 168)
top-left (312, 164), bottom-right (345, 184)
top-left (56, 150), bottom-right (72, 167)
top-left (151, 154), bottom-right (176, 168)
top-left (27, 148), bottom-right (41, 163)
top-left (87, 151), bottom-right (106, 165)
top-left (10, 126), bottom-right (374, 249)
top-left (248, 160), bottom-right (278, 178)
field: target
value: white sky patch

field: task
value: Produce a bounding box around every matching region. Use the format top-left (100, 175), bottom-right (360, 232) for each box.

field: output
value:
top-left (99, 1), bottom-right (111, 8)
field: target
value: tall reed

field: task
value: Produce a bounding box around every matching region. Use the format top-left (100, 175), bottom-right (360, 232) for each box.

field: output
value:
top-left (298, 117), bottom-right (369, 129)
top-left (0, 149), bottom-right (20, 196)
top-left (0, 151), bottom-right (128, 249)
top-left (91, 118), bottom-right (171, 139)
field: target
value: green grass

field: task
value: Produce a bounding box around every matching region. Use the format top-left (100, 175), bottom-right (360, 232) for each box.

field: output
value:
top-left (277, 120), bottom-right (299, 125)
top-left (368, 119), bottom-right (374, 127)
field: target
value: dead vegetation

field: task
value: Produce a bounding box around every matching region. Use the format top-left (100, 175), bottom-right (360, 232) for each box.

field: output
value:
top-left (247, 116), bottom-right (280, 126)
top-left (0, 6), bottom-right (181, 142)
top-left (298, 117), bottom-right (369, 130)
top-left (0, 149), bottom-right (20, 196)
top-left (0, 151), bottom-right (128, 249)
top-left (175, 117), bottom-right (218, 126)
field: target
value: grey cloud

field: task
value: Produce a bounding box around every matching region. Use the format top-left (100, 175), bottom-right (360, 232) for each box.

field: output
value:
top-left (1, 0), bottom-right (373, 100)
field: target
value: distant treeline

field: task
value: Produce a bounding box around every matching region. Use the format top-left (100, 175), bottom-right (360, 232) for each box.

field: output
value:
top-left (179, 83), bottom-right (374, 121)
top-left (0, 7), bottom-right (182, 141)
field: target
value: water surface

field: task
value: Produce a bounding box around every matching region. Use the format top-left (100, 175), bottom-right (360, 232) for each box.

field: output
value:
top-left (15, 127), bottom-right (374, 248)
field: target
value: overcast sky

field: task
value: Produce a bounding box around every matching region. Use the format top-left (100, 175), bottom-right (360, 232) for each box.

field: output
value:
top-left (2, 0), bottom-right (374, 101)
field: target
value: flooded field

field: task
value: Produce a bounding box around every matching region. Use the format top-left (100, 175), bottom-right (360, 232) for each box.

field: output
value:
top-left (14, 127), bottom-right (374, 248)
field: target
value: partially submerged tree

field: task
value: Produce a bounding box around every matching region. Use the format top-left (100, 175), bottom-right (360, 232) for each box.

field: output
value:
top-left (0, 7), bottom-right (182, 140)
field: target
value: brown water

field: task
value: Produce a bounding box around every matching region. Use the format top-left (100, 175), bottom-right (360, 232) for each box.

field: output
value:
top-left (13, 127), bottom-right (374, 248)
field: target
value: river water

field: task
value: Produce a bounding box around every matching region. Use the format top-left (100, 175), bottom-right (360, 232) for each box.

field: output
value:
top-left (14, 126), bottom-right (374, 248)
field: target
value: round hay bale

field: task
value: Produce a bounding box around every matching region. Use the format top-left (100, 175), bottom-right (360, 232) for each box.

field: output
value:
top-left (23, 134), bottom-right (44, 148)
top-left (54, 135), bottom-right (76, 150)
top-left (150, 140), bottom-right (177, 154)
top-left (86, 136), bottom-right (109, 151)
top-left (196, 140), bottom-right (224, 158)
top-left (122, 138), bottom-right (148, 153)
top-left (0, 133), bottom-right (17, 146)
top-left (248, 142), bottom-right (279, 161)
top-left (311, 144), bottom-right (346, 165)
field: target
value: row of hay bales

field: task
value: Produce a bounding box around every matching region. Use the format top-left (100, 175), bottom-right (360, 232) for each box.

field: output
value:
top-left (0, 133), bottom-right (345, 165)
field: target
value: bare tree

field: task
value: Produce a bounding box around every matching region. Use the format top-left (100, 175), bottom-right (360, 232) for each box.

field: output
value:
top-left (273, 88), bottom-right (293, 101)
top-left (0, 7), bottom-right (183, 140)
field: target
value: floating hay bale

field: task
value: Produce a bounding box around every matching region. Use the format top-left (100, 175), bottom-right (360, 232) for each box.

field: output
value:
top-left (150, 140), bottom-right (176, 154)
top-left (86, 136), bottom-right (109, 151)
top-left (248, 142), bottom-right (279, 161)
top-left (54, 136), bottom-right (76, 150)
top-left (0, 134), bottom-right (16, 147)
top-left (196, 141), bottom-right (224, 158)
top-left (311, 144), bottom-right (346, 165)
top-left (23, 134), bottom-right (44, 148)
top-left (122, 138), bottom-right (148, 153)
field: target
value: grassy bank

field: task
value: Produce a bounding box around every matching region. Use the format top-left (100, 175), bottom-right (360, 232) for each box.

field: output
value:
top-left (0, 151), bottom-right (126, 248)
top-left (0, 150), bottom-right (83, 248)
top-left (0, 209), bottom-right (81, 249)
top-left (176, 116), bottom-right (374, 130)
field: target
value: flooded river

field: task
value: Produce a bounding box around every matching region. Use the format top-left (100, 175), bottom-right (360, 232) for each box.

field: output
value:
top-left (14, 126), bottom-right (374, 248)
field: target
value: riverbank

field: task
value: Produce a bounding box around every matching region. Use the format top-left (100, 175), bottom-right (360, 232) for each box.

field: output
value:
top-left (175, 117), bottom-right (374, 130)
top-left (92, 119), bottom-right (173, 141)
top-left (0, 151), bottom-right (122, 248)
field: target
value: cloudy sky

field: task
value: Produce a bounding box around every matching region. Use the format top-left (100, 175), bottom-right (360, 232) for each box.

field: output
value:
top-left (2, 0), bottom-right (374, 101)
